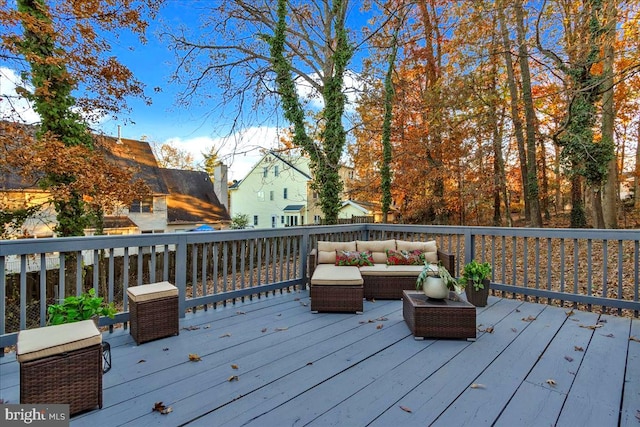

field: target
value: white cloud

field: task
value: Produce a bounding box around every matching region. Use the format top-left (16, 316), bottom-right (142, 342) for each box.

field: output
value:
top-left (164, 126), bottom-right (284, 181)
top-left (0, 67), bottom-right (40, 124)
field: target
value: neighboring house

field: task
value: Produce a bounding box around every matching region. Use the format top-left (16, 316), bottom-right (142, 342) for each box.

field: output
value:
top-left (229, 150), bottom-right (382, 228)
top-left (0, 130), bottom-right (230, 237)
top-left (229, 150), bottom-right (312, 228)
top-left (160, 168), bottom-right (230, 232)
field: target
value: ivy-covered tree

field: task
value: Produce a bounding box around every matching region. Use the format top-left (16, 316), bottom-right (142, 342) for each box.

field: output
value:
top-left (1, 0), bottom-right (159, 236)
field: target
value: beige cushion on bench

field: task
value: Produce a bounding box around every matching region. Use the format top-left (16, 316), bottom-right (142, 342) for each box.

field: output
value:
top-left (396, 240), bottom-right (438, 264)
top-left (310, 264), bottom-right (363, 286)
top-left (127, 281), bottom-right (178, 302)
top-left (359, 264), bottom-right (436, 276)
top-left (317, 241), bottom-right (357, 264)
top-left (17, 319), bottom-right (102, 363)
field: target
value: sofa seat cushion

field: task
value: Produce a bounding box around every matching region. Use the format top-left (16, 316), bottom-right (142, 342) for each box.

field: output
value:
top-left (311, 264), bottom-right (364, 286)
top-left (317, 241), bottom-right (357, 264)
top-left (359, 264), bottom-right (435, 277)
top-left (396, 240), bottom-right (438, 264)
top-left (356, 240), bottom-right (396, 264)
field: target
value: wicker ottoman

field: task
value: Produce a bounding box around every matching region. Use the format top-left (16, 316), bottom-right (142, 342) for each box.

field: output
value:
top-left (310, 265), bottom-right (364, 313)
top-left (17, 320), bottom-right (103, 415)
top-left (127, 281), bottom-right (179, 345)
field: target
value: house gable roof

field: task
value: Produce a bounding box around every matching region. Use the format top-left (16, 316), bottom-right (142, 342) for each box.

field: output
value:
top-left (96, 135), bottom-right (169, 195)
top-left (160, 168), bottom-right (231, 224)
top-left (231, 150), bottom-right (312, 189)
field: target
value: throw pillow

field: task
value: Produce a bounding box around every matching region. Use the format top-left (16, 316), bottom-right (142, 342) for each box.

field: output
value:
top-left (335, 250), bottom-right (374, 267)
top-left (385, 249), bottom-right (425, 265)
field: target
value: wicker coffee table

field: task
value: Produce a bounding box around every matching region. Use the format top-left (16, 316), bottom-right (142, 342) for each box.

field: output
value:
top-left (402, 290), bottom-right (476, 340)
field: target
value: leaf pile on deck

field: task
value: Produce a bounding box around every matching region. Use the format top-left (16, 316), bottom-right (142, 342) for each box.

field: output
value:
top-left (152, 402), bottom-right (172, 415)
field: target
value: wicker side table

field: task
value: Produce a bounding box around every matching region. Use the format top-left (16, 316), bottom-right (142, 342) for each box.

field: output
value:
top-left (127, 281), bottom-right (179, 345)
top-left (402, 290), bottom-right (476, 340)
top-left (17, 320), bottom-right (103, 415)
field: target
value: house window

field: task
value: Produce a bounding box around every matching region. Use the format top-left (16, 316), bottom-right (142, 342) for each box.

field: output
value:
top-left (283, 188), bottom-right (288, 199)
top-left (314, 215), bottom-right (321, 224)
top-left (257, 191), bottom-right (265, 201)
top-left (271, 215), bottom-right (277, 228)
top-left (274, 166), bottom-right (279, 176)
top-left (253, 215), bottom-right (258, 226)
top-left (270, 190), bottom-right (274, 201)
top-left (263, 167), bottom-right (268, 178)
top-left (313, 191), bottom-right (318, 199)
top-left (130, 197), bottom-right (153, 213)
top-left (281, 215), bottom-right (285, 224)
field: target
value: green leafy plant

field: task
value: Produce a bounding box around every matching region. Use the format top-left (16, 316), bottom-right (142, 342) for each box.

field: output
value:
top-left (47, 288), bottom-right (116, 325)
top-left (416, 262), bottom-right (458, 291)
top-left (458, 260), bottom-right (492, 291)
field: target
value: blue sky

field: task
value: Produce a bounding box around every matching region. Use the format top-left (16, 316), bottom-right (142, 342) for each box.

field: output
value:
top-left (1, 1), bottom-right (373, 180)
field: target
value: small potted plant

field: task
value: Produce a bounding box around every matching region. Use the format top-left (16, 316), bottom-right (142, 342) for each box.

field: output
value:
top-left (47, 288), bottom-right (117, 326)
top-left (416, 262), bottom-right (458, 300)
top-left (458, 260), bottom-right (492, 307)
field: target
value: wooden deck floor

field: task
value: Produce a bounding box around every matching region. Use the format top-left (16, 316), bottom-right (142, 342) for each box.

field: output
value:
top-left (1, 289), bottom-right (639, 426)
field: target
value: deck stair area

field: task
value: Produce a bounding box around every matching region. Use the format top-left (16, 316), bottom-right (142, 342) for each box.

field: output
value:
top-left (1, 289), bottom-right (638, 426)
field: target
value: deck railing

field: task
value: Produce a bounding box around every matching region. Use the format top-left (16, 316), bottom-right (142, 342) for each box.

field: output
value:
top-left (1, 224), bottom-right (639, 350)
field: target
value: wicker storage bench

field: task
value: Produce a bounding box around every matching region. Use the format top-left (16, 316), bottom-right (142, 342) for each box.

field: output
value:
top-left (127, 281), bottom-right (179, 345)
top-left (310, 264), bottom-right (364, 313)
top-left (17, 320), bottom-right (103, 415)
top-left (403, 290), bottom-right (476, 340)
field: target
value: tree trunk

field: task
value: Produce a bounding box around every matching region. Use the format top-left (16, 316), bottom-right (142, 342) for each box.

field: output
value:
top-left (497, 1), bottom-right (529, 224)
top-left (514, 0), bottom-right (542, 227)
top-left (601, 0), bottom-right (618, 228)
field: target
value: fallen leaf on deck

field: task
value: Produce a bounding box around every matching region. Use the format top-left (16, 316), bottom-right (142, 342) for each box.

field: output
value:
top-left (163, 348), bottom-right (169, 351)
top-left (231, 364), bottom-right (239, 370)
top-left (635, 410), bottom-right (640, 421)
top-left (598, 319), bottom-right (607, 324)
top-left (399, 405), bottom-right (412, 413)
top-left (306, 362), bottom-right (313, 366)
top-left (228, 375), bottom-right (239, 382)
top-left (137, 359), bottom-right (146, 364)
top-left (236, 311), bottom-right (246, 315)
top-left (511, 328), bottom-right (517, 333)
top-left (574, 346), bottom-right (584, 352)
top-left (219, 332), bottom-right (232, 338)
top-left (203, 325), bottom-right (210, 329)
top-left (630, 336), bottom-right (640, 343)
top-left (485, 327), bottom-right (494, 333)
top-left (376, 317), bottom-right (388, 321)
top-left (376, 324), bottom-right (384, 329)
top-left (564, 355), bottom-right (574, 362)
top-left (294, 298), bottom-right (300, 301)
top-left (359, 321), bottom-right (367, 324)
top-left (515, 308), bottom-right (521, 312)
top-left (470, 383), bottom-right (486, 389)
top-left (565, 309), bottom-right (574, 317)
top-left (277, 314), bottom-right (282, 317)
top-left (579, 324), bottom-right (602, 330)
top-left (522, 315), bottom-right (536, 322)
top-left (602, 333), bottom-right (614, 338)
top-left (188, 353), bottom-right (201, 362)
top-left (546, 379), bottom-right (557, 387)
top-left (300, 302), bottom-right (308, 307)
top-left (182, 325), bottom-right (200, 331)
top-left (261, 328), bottom-right (268, 333)
top-left (152, 402), bottom-right (172, 415)
top-left (275, 327), bottom-right (289, 331)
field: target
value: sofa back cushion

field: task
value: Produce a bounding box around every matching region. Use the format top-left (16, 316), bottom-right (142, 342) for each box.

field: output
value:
top-left (317, 241), bottom-right (356, 264)
top-left (396, 240), bottom-right (438, 264)
top-left (356, 240), bottom-right (396, 264)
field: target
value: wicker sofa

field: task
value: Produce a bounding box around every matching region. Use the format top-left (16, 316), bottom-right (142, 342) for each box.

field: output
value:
top-left (308, 239), bottom-right (455, 311)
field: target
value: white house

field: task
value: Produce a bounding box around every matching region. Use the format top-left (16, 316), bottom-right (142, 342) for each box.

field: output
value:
top-left (229, 150), bottom-right (313, 228)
